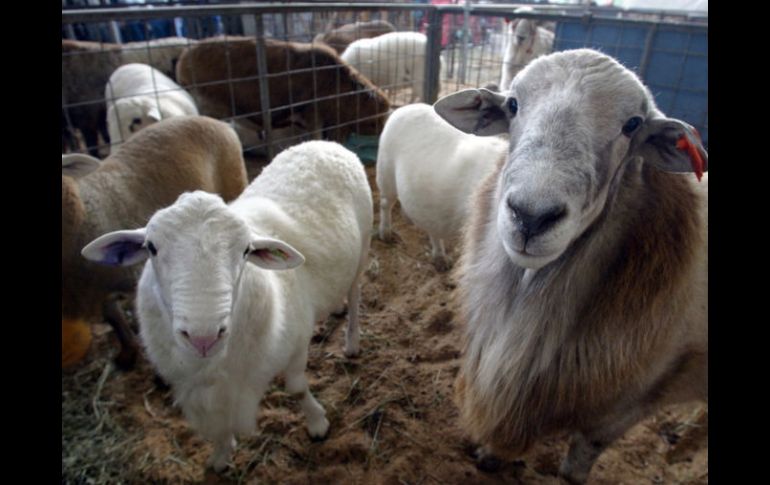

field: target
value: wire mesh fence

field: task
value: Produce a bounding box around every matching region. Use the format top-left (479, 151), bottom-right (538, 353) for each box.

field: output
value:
top-left (62, 2), bottom-right (708, 161)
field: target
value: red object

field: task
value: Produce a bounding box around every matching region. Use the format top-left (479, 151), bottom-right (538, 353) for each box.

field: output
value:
top-left (676, 131), bottom-right (705, 182)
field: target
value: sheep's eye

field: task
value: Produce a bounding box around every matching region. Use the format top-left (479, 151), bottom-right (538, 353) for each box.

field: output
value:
top-left (507, 97), bottom-right (518, 116)
top-left (622, 116), bottom-right (643, 136)
top-left (147, 241), bottom-right (158, 256)
top-left (516, 35), bottom-right (526, 43)
top-left (243, 247), bottom-right (250, 258)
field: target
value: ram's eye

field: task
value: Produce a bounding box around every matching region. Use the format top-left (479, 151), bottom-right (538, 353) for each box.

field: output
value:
top-left (507, 97), bottom-right (518, 116)
top-left (147, 241), bottom-right (158, 256)
top-left (622, 116), bottom-right (643, 136)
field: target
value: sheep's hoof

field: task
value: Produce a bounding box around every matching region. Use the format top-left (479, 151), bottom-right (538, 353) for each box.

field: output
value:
top-left (308, 417), bottom-right (330, 442)
top-left (473, 447), bottom-right (502, 473)
top-left (113, 347), bottom-right (138, 371)
top-left (343, 346), bottom-right (360, 359)
top-left (433, 256), bottom-right (452, 273)
top-left (332, 304), bottom-right (348, 317)
top-left (153, 373), bottom-right (171, 391)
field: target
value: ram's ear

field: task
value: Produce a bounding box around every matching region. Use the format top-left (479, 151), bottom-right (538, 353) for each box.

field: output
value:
top-left (62, 153), bottom-right (101, 178)
top-left (81, 228), bottom-right (148, 266)
top-left (630, 116), bottom-right (708, 181)
top-left (247, 236), bottom-right (305, 270)
top-left (433, 88), bottom-right (510, 136)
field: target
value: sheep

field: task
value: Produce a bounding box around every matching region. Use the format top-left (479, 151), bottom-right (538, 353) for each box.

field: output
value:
top-left (62, 39), bottom-right (123, 156)
top-left (341, 31), bottom-right (432, 103)
top-left (63, 115), bottom-right (248, 370)
top-left (313, 19), bottom-right (397, 54)
top-left (81, 140), bottom-right (373, 471)
top-left (105, 63), bottom-right (199, 149)
top-left (498, 14), bottom-right (554, 91)
top-left (176, 36), bottom-right (391, 148)
top-left (376, 103), bottom-right (507, 271)
top-left (433, 48), bottom-right (707, 484)
top-left (119, 37), bottom-right (197, 80)
top-left (62, 37), bottom-right (197, 156)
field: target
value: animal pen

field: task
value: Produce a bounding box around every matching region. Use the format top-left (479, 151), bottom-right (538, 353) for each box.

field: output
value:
top-left (62, 2), bottom-right (708, 161)
top-left (62, 3), bottom-right (708, 484)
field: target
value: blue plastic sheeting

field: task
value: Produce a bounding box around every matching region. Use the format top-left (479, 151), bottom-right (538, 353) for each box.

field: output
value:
top-left (554, 21), bottom-right (708, 147)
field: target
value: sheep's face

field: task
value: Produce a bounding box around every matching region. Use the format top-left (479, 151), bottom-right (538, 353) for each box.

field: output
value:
top-left (505, 19), bottom-right (539, 79)
top-left (495, 51), bottom-right (652, 269)
top-left (144, 192), bottom-right (252, 359)
top-left (109, 97), bottom-right (162, 143)
top-left (436, 49), bottom-right (706, 271)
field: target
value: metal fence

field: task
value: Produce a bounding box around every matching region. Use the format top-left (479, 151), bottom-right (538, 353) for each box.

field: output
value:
top-left (62, 2), bottom-right (708, 161)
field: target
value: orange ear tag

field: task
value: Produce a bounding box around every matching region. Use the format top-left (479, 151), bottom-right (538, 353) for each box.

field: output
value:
top-left (675, 131), bottom-right (705, 182)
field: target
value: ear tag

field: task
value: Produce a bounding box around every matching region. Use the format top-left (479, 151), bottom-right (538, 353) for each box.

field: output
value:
top-left (675, 130), bottom-right (705, 182)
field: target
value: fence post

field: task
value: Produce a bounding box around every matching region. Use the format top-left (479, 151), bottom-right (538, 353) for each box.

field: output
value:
top-left (423, 7), bottom-right (442, 104)
top-left (254, 14), bottom-right (274, 160)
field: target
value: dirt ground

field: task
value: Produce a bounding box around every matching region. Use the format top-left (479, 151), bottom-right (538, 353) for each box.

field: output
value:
top-left (62, 160), bottom-right (708, 485)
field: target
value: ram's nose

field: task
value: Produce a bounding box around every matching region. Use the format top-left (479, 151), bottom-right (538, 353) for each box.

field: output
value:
top-left (507, 197), bottom-right (567, 240)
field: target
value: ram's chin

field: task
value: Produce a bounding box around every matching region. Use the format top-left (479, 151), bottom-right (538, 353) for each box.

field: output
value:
top-left (501, 242), bottom-right (561, 270)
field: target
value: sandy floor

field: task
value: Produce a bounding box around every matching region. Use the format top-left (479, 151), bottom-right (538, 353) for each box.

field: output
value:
top-left (62, 163), bottom-right (708, 485)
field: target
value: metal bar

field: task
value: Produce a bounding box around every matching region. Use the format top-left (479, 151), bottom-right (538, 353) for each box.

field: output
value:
top-left (459, 0), bottom-right (470, 85)
top-left (63, 3), bottom-right (706, 30)
top-left (638, 22), bottom-right (658, 79)
top-left (423, 8), bottom-right (442, 104)
top-left (254, 14), bottom-right (274, 160)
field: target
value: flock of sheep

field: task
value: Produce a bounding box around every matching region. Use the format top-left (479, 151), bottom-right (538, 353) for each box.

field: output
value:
top-left (62, 14), bottom-right (708, 484)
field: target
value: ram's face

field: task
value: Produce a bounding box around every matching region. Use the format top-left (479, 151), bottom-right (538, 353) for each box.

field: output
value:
top-left (495, 52), bottom-right (651, 270)
top-left (144, 192), bottom-right (252, 359)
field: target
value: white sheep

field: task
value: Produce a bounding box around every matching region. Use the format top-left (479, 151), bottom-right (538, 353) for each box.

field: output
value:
top-left (376, 103), bottom-right (507, 271)
top-left (63, 115), bottom-right (248, 370)
top-left (499, 15), bottom-right (554, 91)
top-left (434, 49), bottom-right (707, 483)
top-left (105, 63), bottom-right (199, 149)
top-left (81, 140), bottom-right (373, 471)
top-left (341, 31), bottom-right (430, 102)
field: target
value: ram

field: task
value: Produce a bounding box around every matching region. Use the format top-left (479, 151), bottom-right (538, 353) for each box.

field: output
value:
top-left (434, 49), bottom-right (707, 483)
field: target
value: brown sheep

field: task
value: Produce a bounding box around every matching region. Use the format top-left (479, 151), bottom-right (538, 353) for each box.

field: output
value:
top-left (175, 36), bottom-right (391, 147)
top-left (61, 39), bottom-right (122, 156)
top-left (62, 116), bottom-right (248, 369)
top-left (313, 19), bottom-right (396, 54)
top-left (434, 49), bottom-right (707, 484)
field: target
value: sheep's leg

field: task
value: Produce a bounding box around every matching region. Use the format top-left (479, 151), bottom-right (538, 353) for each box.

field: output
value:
top-left (102, 296), bottom-right (139, 370)
top-left (207, 433), bottom-right (236, 472)
top-left (344, 278), bottom-right (362, 357)
top-left (559, 407), bottom-right (646, 484)
top-left (343, 235), bottom-right (369, 357)
top-left (429, 235), bottom-right (450, 272)
top-left (285, 352), bottom-right (329, 440)
top-left (378, 196), bottom-right (396, 242)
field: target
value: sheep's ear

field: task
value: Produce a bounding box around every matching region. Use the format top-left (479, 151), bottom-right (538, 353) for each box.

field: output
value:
top-left (631, 117), bottom-right (708, 181)
top-left (62, 153), bottom-right (101, 178)
top-left (433, 88), bottom-right (510, 136)
top-left (147, 105), bottom-right (162, 121)
top-left (247, 236), bottom-right (305, 270)
top-left (81, 229), bottom-right (149, 266)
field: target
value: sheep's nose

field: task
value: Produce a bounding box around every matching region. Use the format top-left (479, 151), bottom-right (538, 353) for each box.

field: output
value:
top-left (180, 327), bottom-right (226, 357)
top-left (507, 198), bottom-right (567, 239)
